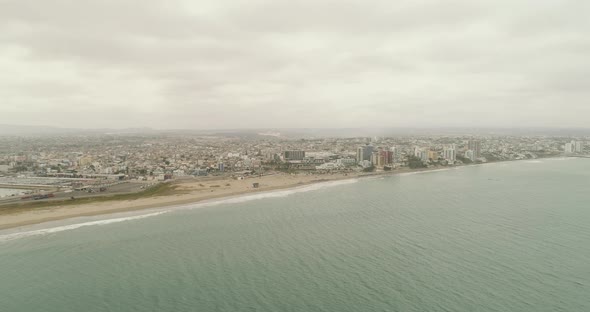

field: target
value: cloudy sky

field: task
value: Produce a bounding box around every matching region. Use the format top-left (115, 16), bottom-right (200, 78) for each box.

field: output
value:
top-left (1, 0), bottom-right (589, 129)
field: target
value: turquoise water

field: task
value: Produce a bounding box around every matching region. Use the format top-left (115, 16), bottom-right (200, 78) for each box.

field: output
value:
top-left (1, 158), bottom-right (589, 311)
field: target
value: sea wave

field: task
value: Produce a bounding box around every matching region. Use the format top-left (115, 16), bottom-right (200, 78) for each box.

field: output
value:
top-left (0, 178), bottom-right (359, 242)
top-left (397, 168), bottom-right (455, 176)
top-left (545, 157), bottom-right (575, 161)
top-left (0, 211), bottom-right (170, 243)
top-left (176, 178), bottom-right (359, 210)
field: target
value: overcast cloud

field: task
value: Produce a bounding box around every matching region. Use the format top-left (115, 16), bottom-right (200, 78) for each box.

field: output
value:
top-left (1, 0), bottom-right (589, 129)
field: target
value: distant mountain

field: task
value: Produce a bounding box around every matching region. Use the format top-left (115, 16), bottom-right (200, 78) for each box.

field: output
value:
top-left (0, 124), bottom-right (67, 136)
top-left (271, 127), bottom-right (590, 138)
top-left (0, 124), bottom-right (157, 136)
top-left (1, 124), bottom-right (589, 137)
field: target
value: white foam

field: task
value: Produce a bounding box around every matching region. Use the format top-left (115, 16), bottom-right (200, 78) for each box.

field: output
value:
top-left (174, 178), bottom-right (359, 210)
top-left (0, 178), bottom-right (359, 242)
top-left (546, 157), bottom-right (575, 161)
top-left (397, 168), bottom-right (453, 176)
top-left (0, 211), bottom-right (170, 243)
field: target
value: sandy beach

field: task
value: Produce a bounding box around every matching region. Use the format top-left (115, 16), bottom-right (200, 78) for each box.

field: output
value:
top-left (0, 158), bottom-right (554, 231)
top-left (0, 171), bottom-right (380, 230)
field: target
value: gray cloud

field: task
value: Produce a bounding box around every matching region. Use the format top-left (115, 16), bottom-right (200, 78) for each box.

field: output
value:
top-left (1, 0), bottom-right (589, 129)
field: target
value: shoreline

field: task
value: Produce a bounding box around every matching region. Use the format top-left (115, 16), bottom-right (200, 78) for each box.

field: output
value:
top-left (0, 157), bottom-right (568, 231)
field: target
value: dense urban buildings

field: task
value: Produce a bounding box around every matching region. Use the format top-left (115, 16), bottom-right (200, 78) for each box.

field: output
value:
top-left (356, 145), bottom-right (374, 163)
top-left (565, 140), bottom-right (584, 154)
top-left (283, 150), bottom-right (306, 161)
top-left (443, 144), bottom-right (457, 163)
top-left (468, 140), bottom-right (482, 159)
top-left (0, 132), bottom-right (587, 202)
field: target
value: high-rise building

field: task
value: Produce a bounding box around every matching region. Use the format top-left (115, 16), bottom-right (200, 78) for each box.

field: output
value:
top-left (413, 147), bottom-right (428, 162)
top-left (418, 150), bottom-right (428, 162)
top-left (465, 150), bottom-right (475, 161)
top-left (356, 145), bottom-right (374, 163)
top-left (414, 146), bottom-right (421, 158)
top-left (468, 140), bottom-right (481, 159)
top-left (391, 146), bottom-right (400, 163)
top-left (364, 145), bottom-right (373, 159)
top-left (443, 144), bottom-right (456, 163)
top-left (365, 145), bottom-right (374, 161)
top-left (565, 141), bottom-right (576, 154)
top-left (372, 150), bottom-right (393, 167)
top-left (283, 150), bottom-right (305, 161)
top-left (381, 150), bottom-right (393, 165)
top-left (575, 141), bottom-right (583, 153)
top-left (565, 141), bottom-right (583, 154)
top-left (428, 150), bottom-right (439, 161)
top-left (371, 152), bottom-right (381, 167)
top-left (356, 147), bottom-right (364, 162)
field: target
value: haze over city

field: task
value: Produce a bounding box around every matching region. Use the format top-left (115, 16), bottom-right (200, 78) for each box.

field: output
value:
top-left (3, 1), bottom-right (590, 312)
top-left (2, 0), bottom-right (589, 129)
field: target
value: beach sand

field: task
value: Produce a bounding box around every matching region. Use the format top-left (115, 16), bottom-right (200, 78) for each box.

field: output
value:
top-left (0, 172), bottom-right (371, 230)
top-left (0, 159), bottom-right (521, 231)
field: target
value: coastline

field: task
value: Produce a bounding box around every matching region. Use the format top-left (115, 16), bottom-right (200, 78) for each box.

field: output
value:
top-left (0, 157), bottom-right (566, 231)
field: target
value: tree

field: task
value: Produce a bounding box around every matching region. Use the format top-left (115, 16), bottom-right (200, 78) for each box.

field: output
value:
top-left (13, 165), bottom-right (28, 172)
top-left (457, 156), bottom-right (472, 164)
top-left (407, 156), bottom-right (427, 169)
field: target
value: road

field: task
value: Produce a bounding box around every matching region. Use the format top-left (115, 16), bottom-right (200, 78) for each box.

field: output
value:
top-left (0, 182), bottom-right (154, 207)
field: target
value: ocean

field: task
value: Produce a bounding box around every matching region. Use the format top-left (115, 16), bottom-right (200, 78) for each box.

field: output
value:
top-left (1, 158), bottom-right (589, 311)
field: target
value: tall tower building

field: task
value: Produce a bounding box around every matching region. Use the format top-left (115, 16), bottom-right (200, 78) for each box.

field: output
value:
top-left (414, 146), bottom-right (422, 158)
top-left (364, 145), bottom-right (374, 162)
top-left (372, 152), bottom-right (385, 167)
top-left (565, 141), bottom-right (574, 154)
top-left (575, 141), bottom-right (583, 153)
top-left (356, 147), bottom-right (364, 162)
top-left (468, 140), bottom-right (481, 159)
top-left (428, 150), bottom-right (439, 161)
top-left (283, 151), bottom-right (305, 161)
top-left (381, 150), bottom-right (393, 165)
top-left (390, 146), bottom-right (399, 163)
top-left (443, 144), bottom-right (456, 163)
top-left (356, 145), bottom-right (374, 163)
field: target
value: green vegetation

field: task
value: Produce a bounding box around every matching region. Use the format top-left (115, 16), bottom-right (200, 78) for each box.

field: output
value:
top-left (407, 156), bottom-right (427, 169)
top-left (0, 183), bottom-right (179, 215)
top-left (276, 167), bottom-right (298, 174)
top-left (13, 165), bottom-right (29, 172)
top-left (482, 153), bottom-right (499, 162)
top-left (457, 156), bottom-right (473, 164)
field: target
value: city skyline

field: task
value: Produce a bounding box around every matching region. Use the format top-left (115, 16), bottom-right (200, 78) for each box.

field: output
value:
top-left (2, 0), bottom-right (590, 129)
top-left (2, 2), bottom-right (590, 311)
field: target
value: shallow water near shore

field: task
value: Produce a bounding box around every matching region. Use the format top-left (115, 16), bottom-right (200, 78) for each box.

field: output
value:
top-left (0, 178), bottom-right (360, 242)
top-left (1, 158), bottom-right (589, 311)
